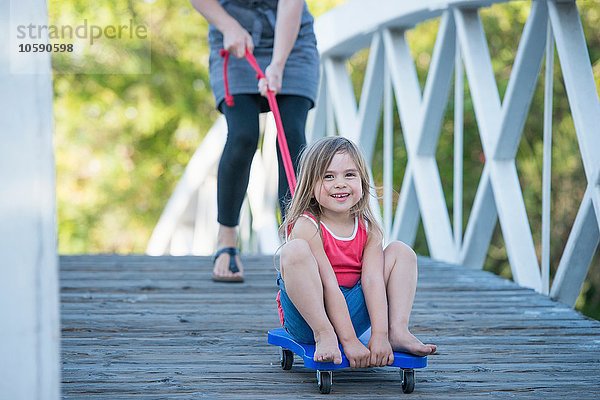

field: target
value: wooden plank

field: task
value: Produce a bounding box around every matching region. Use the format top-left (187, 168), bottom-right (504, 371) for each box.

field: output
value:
top-left (61, 255), bottom-right (600, 399)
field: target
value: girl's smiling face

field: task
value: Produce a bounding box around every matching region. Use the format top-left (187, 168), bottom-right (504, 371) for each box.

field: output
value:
top-left (314, 151), bottom-right (363, 219)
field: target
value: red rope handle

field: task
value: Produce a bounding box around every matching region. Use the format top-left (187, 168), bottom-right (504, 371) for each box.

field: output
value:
top-left (220, 49), bottom-right (297, 195)
top-left (219, 49), bottom-right (235, 107)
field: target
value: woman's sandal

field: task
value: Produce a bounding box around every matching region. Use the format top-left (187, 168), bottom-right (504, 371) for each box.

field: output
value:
top-left (211, 247), bottom-right (244, 283)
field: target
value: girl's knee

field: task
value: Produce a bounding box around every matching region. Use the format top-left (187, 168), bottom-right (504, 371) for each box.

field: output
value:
top-left (385, 241), bottom-right (417, 265)
top-left (281, 239), bottom-right (314, 273)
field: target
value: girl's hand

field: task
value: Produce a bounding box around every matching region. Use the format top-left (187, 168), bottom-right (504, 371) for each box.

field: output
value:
top-left (259, 63), bottom-right (284, 96)
top-left (223, 23), bottom-right (253, 58)
top-left (368, 333), bottom-right (394, 367)
top-left (341, 338), bottom-right (371, 368)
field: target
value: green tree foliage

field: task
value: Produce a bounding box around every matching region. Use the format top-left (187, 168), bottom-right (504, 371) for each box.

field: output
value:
top-left (53, 0), bottom-right (220, 252)
top-left (52, 1), bottom-right (599, 318)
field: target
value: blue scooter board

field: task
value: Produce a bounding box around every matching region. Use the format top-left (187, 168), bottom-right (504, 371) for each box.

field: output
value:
top-left (268, 327), bottom-right (427, 394)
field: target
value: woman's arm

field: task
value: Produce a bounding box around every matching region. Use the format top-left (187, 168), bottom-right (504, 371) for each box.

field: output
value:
top-left (259, 0), bottom-right (304, 95)
top-left (291, 219), bottom-right (371, 368)
top-left (361, 229), bottom-right (394, 366)
top-left (189, 0), bottom-right (253, 57)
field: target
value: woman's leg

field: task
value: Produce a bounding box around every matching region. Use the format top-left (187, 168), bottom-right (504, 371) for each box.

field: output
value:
top-left (273, 95), bottom-right (310, 219)
top-left (383, 241), bottom-right (437, 356)
top-left (281, 239), bottom-right (342, 363)
top-left (213, 95), bottom-right (261, 279)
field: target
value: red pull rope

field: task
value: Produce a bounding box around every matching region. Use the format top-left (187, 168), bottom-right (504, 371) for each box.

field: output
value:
top-left (219, 49), bottom-right (235, 107)
top-left (220, 49), bottom-right (297, 195)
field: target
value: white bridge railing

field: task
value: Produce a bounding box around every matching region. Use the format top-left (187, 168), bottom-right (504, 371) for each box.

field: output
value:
top-left (148, 0), bottom-right (600, 308)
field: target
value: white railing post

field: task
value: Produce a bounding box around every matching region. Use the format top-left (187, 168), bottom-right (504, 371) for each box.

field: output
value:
top-left (453, 34), bottom-right (464, 251)
top-left (1, 0), bottom-right (60, 398)
top-left (541, 20), bottom-right (554, 296)
top-left (383, 58), bottom-right (393, 239)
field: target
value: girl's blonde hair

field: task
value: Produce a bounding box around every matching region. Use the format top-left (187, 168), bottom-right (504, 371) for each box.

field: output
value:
top-left (282, 136), bottom-right (383, 239)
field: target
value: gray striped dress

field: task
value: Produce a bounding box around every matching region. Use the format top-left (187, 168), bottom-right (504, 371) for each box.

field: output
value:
top-left (208, 0), bottom-right (320, 109)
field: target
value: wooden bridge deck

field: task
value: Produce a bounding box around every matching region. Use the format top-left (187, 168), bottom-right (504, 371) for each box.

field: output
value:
top-left (61, 255), bottom-right (600, 399)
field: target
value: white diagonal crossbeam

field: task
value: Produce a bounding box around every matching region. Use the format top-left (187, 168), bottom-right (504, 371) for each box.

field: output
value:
top-left (494, 1), bottom-right (548, 159)
top-left (550, 189), bottom-right (600, 306)
top-left (356, 33), bottom-right (385, 162)
top-left (460, 166), bottom-right (497, 269)
top-left (307, 68), bottom-right (328, 143)
top-left (383, 12), bottom-right (457, 261)
top-left (417, 13), bottom-right (458, 156)
top-left (382, 30), bottom-right (421, 150)
top-left (391, 164), bottom-right (420, 246)
top-left (324, 57), bottom-right (358, 139)
top-left (322, 34), bottom-right (385, 156)
top-left (319, 34), bottom-right (388, 220)
top-left (455, 6), bottom-right (545, 290)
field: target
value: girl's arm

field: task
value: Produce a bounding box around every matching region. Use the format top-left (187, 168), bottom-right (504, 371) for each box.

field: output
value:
top-left (260, 0), bottom-right (304, 95)
top-left (189, 0), bottom-right (253, 58)
top-left (291, 219), bottom-right (371, 368)
top-left (361, 229), bottom-right (394, 366)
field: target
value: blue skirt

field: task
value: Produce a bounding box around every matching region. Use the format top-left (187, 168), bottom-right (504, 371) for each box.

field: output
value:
top-left (207, 0), bottom-right (320, 109)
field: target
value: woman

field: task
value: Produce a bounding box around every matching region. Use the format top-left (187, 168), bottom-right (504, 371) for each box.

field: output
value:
top-left (190, 0), bottom-right (320, 282)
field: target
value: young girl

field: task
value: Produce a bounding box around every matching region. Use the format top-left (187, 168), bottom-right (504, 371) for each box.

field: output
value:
top-left (276, 136), bottom-right (437, 367)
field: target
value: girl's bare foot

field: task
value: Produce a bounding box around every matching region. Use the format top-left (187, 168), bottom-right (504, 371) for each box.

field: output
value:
top-left (314, 330), bottom-right (342, 364)
top-left (389, 327), bottom-right (437, 356)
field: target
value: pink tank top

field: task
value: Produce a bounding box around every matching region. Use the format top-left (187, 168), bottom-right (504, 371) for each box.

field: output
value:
top-left (299, 213), bottom-right (368, 287)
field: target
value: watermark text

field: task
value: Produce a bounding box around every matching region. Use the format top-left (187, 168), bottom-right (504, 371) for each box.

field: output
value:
top-left (16, 19), bottom-right (148, 45)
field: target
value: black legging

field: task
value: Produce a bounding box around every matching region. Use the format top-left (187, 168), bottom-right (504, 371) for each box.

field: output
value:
top-left (217, 94), bottom-right (311, 227)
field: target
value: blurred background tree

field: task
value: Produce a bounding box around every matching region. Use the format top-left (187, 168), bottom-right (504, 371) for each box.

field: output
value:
top-left (51, 1), bottom-right (599, 319)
